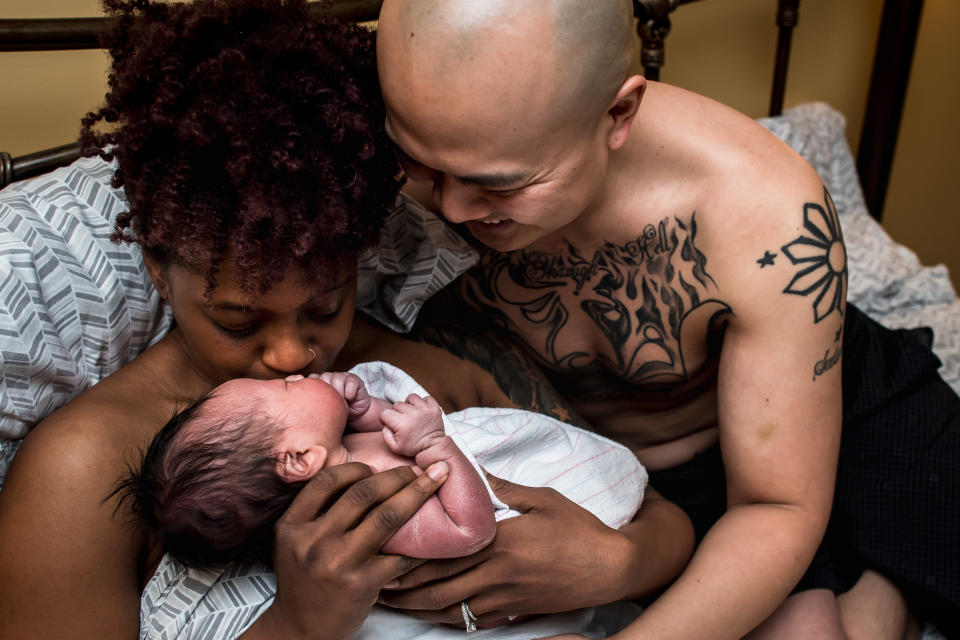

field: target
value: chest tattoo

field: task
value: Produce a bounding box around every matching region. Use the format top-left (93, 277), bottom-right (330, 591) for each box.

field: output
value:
top-left (459, 214), bottom-right (730, 384)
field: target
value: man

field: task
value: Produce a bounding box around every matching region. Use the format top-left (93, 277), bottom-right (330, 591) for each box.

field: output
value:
top-left (374, 1), bottom-right (959, 638)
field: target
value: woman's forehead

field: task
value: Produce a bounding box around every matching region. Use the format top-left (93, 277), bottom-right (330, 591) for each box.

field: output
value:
top-left (172, 256), bottom-right (357, 307)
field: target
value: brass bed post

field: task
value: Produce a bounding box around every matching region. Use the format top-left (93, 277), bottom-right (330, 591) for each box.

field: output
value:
top-left (769, 0), bottom-right (799, 117)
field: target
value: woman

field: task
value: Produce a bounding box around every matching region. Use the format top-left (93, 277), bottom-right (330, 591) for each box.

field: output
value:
top-left (0, 1), bottom-right (691, 638)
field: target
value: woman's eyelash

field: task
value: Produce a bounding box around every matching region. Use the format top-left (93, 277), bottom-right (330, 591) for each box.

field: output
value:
top-left (215, 322), bottom-right (258, 339)
top-left (307, 307), bottom-right (341, 322)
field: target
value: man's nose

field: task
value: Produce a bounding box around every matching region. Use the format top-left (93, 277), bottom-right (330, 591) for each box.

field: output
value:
top-left (261, 325), bottom-right (314, 374)
top-left (434, 175), bottom-right (491, 223)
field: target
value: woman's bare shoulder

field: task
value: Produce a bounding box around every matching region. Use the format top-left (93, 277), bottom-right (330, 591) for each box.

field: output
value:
top-left (0, 338), bottom-right (209, 637)
top-left (3, 337), bottom-right (208, 508)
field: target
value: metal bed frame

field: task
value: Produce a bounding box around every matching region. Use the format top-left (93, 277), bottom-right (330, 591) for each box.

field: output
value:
top-left (0, 0), bottom-right (924, 222)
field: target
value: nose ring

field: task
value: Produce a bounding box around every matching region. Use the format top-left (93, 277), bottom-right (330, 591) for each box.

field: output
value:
top-left (306, 347), bottom-right (317, 364)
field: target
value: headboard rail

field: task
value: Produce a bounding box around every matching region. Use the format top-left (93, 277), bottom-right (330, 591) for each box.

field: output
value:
top-left (0, 1), bottom-right (383, 52)
top-left (0, 0), bottom-right (926, 223)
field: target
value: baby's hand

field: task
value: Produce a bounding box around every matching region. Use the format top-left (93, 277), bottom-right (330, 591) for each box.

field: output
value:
top-left (380, 394), bottom-right (445, 457)
top-left (311, 372), bottom-right (371, 420)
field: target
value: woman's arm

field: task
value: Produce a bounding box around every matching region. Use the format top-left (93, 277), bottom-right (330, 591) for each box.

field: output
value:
top-left (0, 391), bottom-right (452, 640)
top-left (0, 416), bottom-right (144, 640)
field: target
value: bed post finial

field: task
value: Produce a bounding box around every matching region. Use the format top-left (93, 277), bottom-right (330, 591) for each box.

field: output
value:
top-left (633, 0), bottom-right (679, 81)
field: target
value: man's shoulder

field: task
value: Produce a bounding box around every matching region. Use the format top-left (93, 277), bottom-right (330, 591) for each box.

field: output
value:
top-left (638, 82), bottom-right (822, 207)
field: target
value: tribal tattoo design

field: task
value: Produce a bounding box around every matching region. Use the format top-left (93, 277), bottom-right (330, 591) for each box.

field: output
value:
top-left (458, 214), bottom-right (730, 385)
top-left (780, 188), bottom-right (847, 324)
top-left (759, 188), bottom-right (847, 380)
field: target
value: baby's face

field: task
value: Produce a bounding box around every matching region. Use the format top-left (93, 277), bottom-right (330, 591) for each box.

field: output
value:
top-left (211, 375), bottom-right (349, 457)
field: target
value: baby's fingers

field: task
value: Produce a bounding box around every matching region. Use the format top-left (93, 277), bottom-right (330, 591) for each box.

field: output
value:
top-left (342, 373), bottom-right (367, 402)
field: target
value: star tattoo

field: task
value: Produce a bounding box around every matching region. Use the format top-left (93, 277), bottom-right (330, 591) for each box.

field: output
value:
top-left (757, 250), bottom-right (777, 268)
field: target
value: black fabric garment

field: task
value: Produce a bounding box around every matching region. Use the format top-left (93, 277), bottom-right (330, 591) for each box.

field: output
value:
top-left (649, 304), bottom-right (960, 638)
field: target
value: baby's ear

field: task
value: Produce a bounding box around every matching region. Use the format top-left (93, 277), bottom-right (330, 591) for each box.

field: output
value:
top-left (276, 445), bottom-right (328, 483)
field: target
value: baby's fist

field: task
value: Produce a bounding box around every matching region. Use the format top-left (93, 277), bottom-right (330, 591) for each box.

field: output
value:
top-left (311, 372), bottom-right (371, 419)
top-left (380, 394), bottom-right (444, 456)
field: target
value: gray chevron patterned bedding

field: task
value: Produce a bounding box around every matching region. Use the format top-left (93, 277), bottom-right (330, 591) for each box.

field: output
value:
top-left (1, 103), bottom-right (958, 495)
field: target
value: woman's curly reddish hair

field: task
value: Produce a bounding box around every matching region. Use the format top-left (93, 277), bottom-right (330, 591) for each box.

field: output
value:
top-left (81, 0), bottom-right (402, 294)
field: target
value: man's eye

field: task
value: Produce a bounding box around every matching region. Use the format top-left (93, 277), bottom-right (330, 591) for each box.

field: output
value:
top-left (485, 187), bottom-right (521, 197)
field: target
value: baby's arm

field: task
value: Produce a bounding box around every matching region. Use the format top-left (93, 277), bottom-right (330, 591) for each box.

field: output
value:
top-left (313, 372), bottom-right (392, 432)
top-left (380, 394), bottom-right (496, 558)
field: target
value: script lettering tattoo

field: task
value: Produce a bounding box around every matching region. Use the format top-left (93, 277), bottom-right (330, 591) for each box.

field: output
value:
top-left (459, 214), bottom-right (730, 384)
top-left (781, 188), bottom-right (847, 323)
top-left (813, 342), bottom-right (842, 381)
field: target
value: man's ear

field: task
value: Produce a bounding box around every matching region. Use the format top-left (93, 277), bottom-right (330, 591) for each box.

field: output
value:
top-left (276, 445), bottom-right (328, 483)
top-left (606, 75), bottom-right (646, 150)
top-left (143, 253), bottom-right (171, 300)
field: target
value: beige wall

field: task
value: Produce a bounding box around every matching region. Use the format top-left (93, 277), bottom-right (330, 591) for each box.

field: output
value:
top-left (645, 0), bottom-right (960, 282)
top-left (2, 0), bottom-right (958, 280)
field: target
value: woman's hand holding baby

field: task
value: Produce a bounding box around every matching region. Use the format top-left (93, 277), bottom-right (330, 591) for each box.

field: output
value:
top-left (245, 461), bottom-right (450, 640)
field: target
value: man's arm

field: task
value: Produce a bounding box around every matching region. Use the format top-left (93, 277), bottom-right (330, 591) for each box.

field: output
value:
top-left (612, 179), bottom-right (845, 638)
top-left (369, 310), bottom-right (695, 622)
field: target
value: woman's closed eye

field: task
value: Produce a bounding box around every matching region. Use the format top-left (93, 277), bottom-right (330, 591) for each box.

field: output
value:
top-left (214, 321), bottom-right (260, 339)
top-left (305, 305), bottom-right (343, 323)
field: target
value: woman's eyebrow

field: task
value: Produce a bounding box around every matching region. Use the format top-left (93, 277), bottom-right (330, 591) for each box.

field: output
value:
top-left (210, 302), bottom-right (255, 313)
top-left (306, 276), bottom-right (353, 304)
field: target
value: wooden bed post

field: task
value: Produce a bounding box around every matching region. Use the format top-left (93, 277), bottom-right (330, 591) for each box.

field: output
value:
top-left (857, 0), bottom-right (925, 223)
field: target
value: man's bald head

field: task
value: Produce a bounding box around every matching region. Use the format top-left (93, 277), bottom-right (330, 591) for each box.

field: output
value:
top-left (378, 0), bottom-right (636, 137)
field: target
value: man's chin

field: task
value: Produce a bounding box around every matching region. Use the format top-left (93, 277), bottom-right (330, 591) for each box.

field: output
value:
top-left (466, 220), bottom-right (533, 252)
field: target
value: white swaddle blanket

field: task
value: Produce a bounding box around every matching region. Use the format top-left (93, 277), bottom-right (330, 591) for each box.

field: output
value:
top-left (140, 362), bottom-right (647, 640)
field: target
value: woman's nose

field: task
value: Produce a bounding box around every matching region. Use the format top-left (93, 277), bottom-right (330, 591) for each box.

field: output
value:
top-left (261, 329), bottom-right (314, 374)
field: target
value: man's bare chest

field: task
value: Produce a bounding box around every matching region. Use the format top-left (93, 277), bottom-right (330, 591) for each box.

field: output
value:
top-left (458, 214), bottom-right (731, 394)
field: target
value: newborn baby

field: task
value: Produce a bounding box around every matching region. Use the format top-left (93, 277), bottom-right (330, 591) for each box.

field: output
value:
top-left (120, 372), bottom-right (495, 568)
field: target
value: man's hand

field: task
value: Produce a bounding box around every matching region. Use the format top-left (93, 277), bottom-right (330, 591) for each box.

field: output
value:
top-left (376, 473), bottom-right (639, 627)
